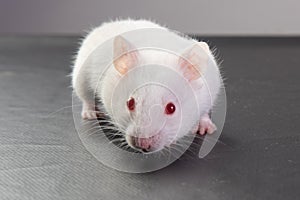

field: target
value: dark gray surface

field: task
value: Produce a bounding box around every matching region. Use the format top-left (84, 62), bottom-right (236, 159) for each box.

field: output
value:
top-left (0, 36), bottom-right (299, 200)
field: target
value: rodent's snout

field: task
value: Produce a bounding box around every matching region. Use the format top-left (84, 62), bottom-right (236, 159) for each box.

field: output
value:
top-left (127, 134), bottom-right (161, 153)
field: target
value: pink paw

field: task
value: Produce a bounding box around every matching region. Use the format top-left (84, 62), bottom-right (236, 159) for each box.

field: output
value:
top-left (81, 103), bottom-right (101, 120)
top-left (198, 114), bottom-right (217, 135)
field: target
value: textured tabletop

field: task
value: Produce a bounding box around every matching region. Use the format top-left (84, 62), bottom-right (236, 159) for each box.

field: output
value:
top-left (0, 36), bottom-right (299, 200)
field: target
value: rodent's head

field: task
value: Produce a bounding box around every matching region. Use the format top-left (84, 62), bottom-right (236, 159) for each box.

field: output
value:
top-left (111, 36), bottom-right (210, 153)
top-left (124, 84), bottom-right (182, 153)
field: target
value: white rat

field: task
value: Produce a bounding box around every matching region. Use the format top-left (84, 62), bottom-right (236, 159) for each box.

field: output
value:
top-left (72, 19), bottom-right (221, 153)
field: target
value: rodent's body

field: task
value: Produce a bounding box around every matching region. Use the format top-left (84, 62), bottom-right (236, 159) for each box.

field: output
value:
top-left (72, 19), bottom-right (221, 153)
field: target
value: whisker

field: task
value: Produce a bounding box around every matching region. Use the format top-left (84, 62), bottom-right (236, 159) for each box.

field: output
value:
top-left (109, 138), bottom-right (126, 144)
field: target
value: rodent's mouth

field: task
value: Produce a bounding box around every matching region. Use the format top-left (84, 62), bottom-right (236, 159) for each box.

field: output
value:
top-left (126, 133), bottom-right (163, 153)
top-left (97, 114), bottom-right (165, 153)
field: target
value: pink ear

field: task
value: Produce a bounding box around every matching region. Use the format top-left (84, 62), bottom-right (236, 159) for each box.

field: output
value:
top-left (113, 36), bottom-right (139, 75)
top-left (179, 42), bottom-right (209, 81)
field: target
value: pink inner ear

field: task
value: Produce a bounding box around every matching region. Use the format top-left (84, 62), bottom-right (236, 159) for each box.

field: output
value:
top-left (179, 43), bottom-right (209, 81)
top-left (113, 36), bottom-right (139, 75)
top-left (179, 58), bottom-right (201, 81)
top-left (114, 51), bottom-right (139, 75)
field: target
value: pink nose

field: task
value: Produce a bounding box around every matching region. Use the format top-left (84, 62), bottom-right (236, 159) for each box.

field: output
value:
top-left (137, 138), bottom-right (152, 150)
top-left (131, 136), bottom-right (155, 151)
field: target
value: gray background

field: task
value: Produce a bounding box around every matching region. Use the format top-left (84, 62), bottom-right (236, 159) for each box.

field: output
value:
top-left (0, 0), bottom-right (300, 36)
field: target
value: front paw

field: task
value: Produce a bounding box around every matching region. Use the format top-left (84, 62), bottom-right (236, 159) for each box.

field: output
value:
top-left (198, 114), bottom-right (217, 135)
top-left (81, 103), bottom-right (101, 120)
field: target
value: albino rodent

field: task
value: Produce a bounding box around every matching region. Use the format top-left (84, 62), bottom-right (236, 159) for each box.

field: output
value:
top-left (72, 19), bottom-right (221, 153)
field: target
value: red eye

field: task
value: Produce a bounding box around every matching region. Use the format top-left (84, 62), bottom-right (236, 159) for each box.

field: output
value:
top-left (127, 97), bottom-right (135, 111)
top-left (165, 102), bottom-right (176, 115)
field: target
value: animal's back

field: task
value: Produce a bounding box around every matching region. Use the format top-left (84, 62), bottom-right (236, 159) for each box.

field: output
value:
top-left (72, 19), bottom-right (165, 87)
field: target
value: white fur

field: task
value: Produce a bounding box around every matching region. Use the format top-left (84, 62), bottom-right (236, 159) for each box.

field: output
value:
top-left (72, 19), bottom-right (221, 152)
